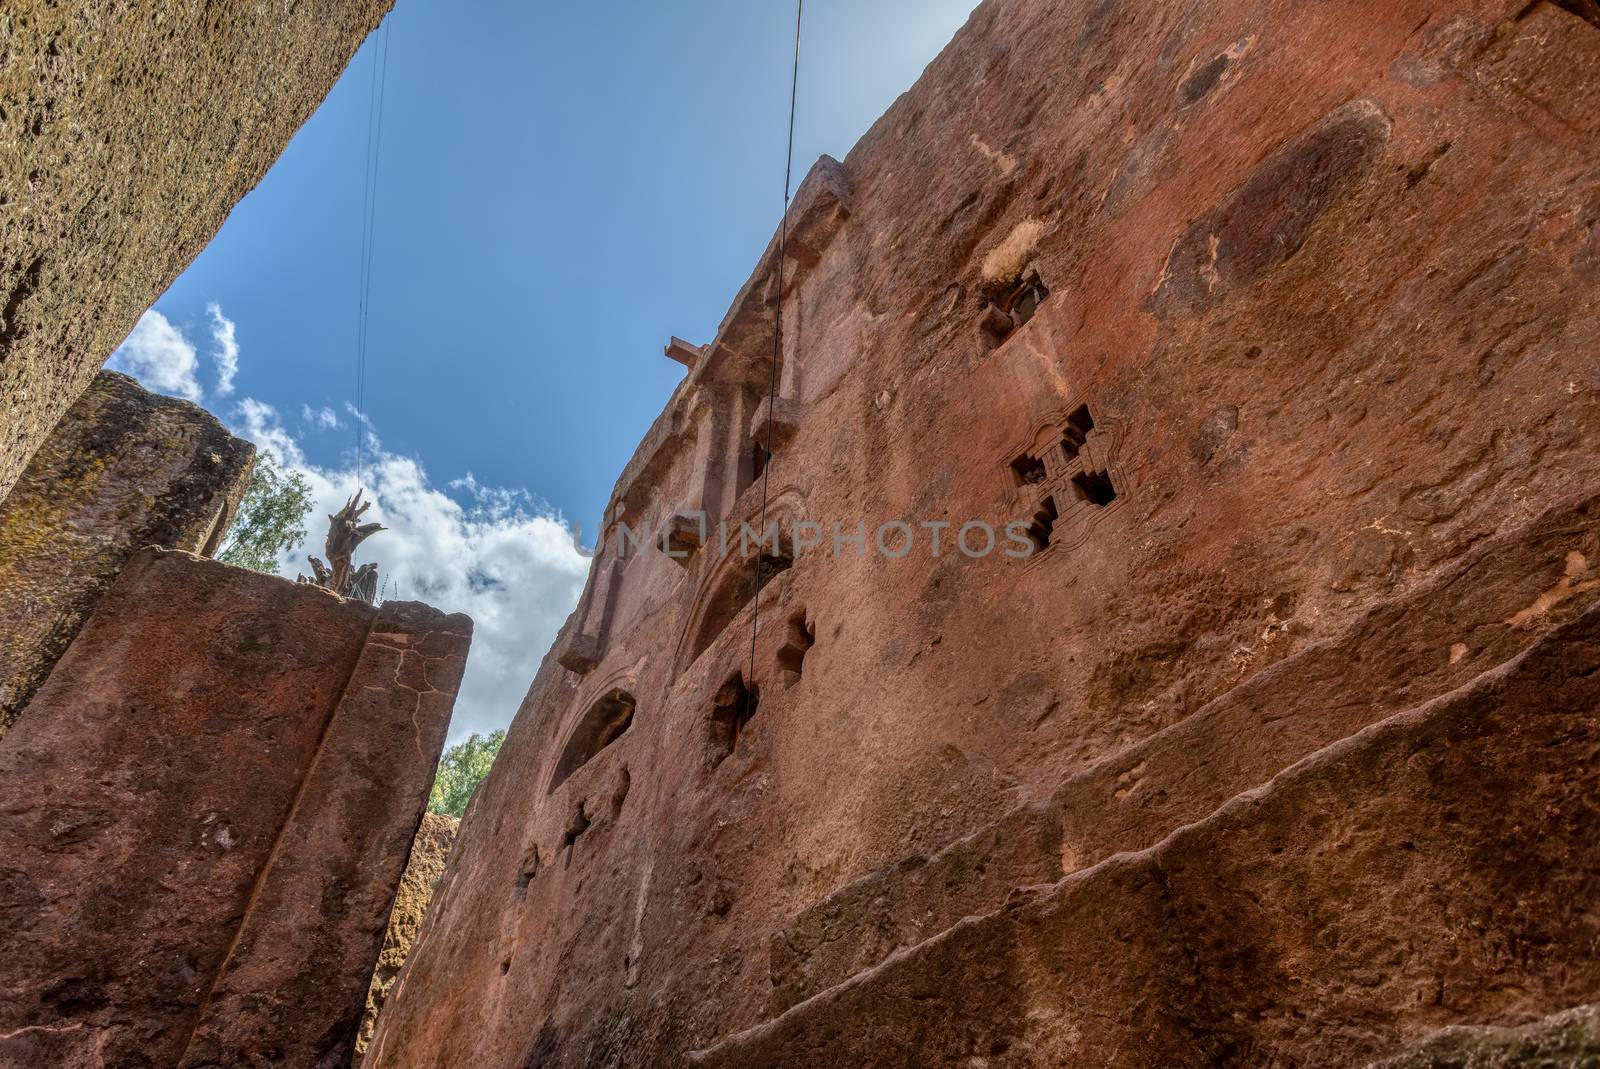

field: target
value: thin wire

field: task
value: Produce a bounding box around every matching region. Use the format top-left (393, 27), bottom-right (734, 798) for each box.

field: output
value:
top-left (354, 19), bottom-right (392, 486)
top-left (750, 0), bottom-right (804, 684)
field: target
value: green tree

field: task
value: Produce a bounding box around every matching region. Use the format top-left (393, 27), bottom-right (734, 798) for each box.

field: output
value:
top-left (219, 453), bottom-right (314, 573)
top-left (429, 730), bottom-right (506, 817)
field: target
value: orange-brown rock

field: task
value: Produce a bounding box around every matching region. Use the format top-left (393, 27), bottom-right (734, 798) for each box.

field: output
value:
top-left (357, 812), bottom-right (460, 1064)
top-left (365, 0), bottom-right (1600, 1065)
top-left (0, 0), bottom-right (392, 498)
top-left (0, 549), bottom-right (471, 1069)
top-left (0, 370), bottom-right (254, 737)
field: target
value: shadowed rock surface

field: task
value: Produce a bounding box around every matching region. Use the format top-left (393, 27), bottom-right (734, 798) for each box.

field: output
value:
top-left (357, 812), bottom-right (461, 1064)
top-left (0, 549), bottom-right (471, 1069)
top-left (0, 370), bottom-right (253, 737)
top-left (364, 0), bottom-right (1600, 1065)
top-left (0, 0), bottom-right (393, 497)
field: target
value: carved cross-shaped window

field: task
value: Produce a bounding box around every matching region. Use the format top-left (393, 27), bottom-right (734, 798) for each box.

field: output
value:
top-left (1007, 403), bottom-right (1119, 554)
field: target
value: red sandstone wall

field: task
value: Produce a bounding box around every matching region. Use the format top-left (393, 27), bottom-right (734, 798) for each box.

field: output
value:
top-left (368, 0), bottom-right (1600, 1065)
top-left (0, 549), bottom-right (471, 1068)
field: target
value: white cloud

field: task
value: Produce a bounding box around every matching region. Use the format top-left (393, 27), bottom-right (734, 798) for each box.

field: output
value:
top-left (301, 404), bottom-right (343, 430)
top-left (207, 302), bottom-right (240, 396)
top-left (232, 399), bottom-right (589, 743)
top-left (107, 310), bottom-right (202, 402)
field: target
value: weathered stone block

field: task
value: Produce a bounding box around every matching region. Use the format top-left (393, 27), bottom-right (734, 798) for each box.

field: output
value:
top-left (0, 371), bottom-right (254, 737)
top-left (0, 0), bottom-right (394, 497)
top-left (748, 396), bottom-right (804, 453)
top-left (0, 549), bottom-right (472, 1069)
top-left (691, 605), bottom-right (1600, 1067)
top-left (556, 631), bottom-right (605, 675)
top-left (767, 491), bottom-right (1600, 1009)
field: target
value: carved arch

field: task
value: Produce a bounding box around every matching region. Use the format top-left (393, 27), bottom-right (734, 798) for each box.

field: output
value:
top-left (547, 685), bottom-right (638, 794)
top-left (674, 485), bottom-right (809, 678)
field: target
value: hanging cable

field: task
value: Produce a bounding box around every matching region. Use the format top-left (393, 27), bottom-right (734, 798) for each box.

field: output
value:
top-left (353, 18), bottom-right (392, 486)
top-left (750, 0), bottom-right (804, 684)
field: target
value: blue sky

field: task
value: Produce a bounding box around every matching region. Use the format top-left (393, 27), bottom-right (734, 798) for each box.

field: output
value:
top-left (110, 0), bottom-right (979, 739)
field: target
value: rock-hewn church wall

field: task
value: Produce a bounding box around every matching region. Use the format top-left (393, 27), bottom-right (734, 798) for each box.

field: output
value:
top-left (0, 549), bottom-right (471, 1069)
top-left (0, 370), bottom-right (254, 737)
top-left (366, 0), bottom-right (1600, 1065)
top-left (0, 0), bottom-right (393, 498)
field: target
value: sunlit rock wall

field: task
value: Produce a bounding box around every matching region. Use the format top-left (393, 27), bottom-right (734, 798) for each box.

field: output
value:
top-left (0, 370), bottom-right (253, 737)
top-left (0, 0), bottom-right (392, 497)
top-left (367, 0), bottom-right (1600, 1065)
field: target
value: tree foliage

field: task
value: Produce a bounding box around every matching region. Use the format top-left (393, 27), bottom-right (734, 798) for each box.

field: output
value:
top-left (219, 453), bottom-right (315, 573)
top-left (429, 730), bottom-right (506, 818)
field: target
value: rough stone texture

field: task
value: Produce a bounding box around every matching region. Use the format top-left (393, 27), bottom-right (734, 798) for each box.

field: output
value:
top-left (0, 0), bottom-right (393, 498)
top-left (0, 370), bottom-right (254, 737)
top-left (356, 812), bottom-right (460, 1064)
top-left (691, 605), bottom-right (1600, 1067)
top-left (0, 549), bottom-right (472, 1069)
top-left (770, 491), bottom-right (1600, 1008)
top-left (1365, 1005), bottom-right (1600, 1068)
top-left (367, 0), bottom-right (1600, 1066)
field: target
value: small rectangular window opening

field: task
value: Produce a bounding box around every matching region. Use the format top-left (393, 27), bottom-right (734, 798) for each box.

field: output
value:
top-left (1010, 453), bottom-right (1047, 487)
top-left (1071, 470), bottom-right (1117, 507)
top-left (1061, 405), bottom-right (1095, 461)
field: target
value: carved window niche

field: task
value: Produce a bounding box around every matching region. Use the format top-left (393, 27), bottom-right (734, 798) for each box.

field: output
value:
top-left (742, 396), bottom-right (805, 497)
top-left (686, 549), bottom-right (793, 668)
top-left (707, 672), bottom-right (760, 770)
top-left (1060, 404), bottom-right (1094, 460)
top-left (664, 512), bottom-right (706, 568)
top-left (547, 688), bottom-right (637, 794)
top-left (1005, 402), bottom-right (1122, 556)
top-left (1010, 452), bottom-right (1048, 488)
top-left (1070, 469), bottom-right (1117, 507)
top-left (979, 267), bottom-right (1051, 346)
top-left (751, 440), bottom-right (772, 483)
top-left (776, 610), bottom-right (816, 685)
top-left (1023, 495), bottom-right (1059, 553)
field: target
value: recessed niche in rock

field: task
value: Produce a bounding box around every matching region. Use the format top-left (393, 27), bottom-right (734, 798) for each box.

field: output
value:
top-left (1006, 271), bottom-right (1050, 327)
top-left (1060, 404), bottom-right (1094, 461)
top-left (561, 803), bottom-right (591, 851)
top-left (777, 611), bottom-right (816, 679)
top-left (708, 672), bottom-right (760, 769)
top-left (1025, 496), bottom-right (1060, 552)
top-left (1555, 0), bottom-right (1600, 29)
top-left (1008, 402), bottom-right (1121, 555)
top-left (1011, 452), bottom-right (1048, 486)
top-left (981, 267), bottom-right (1050, 344)
top-left (689, 553), bottom-right (793, 667)
top-left (547, 689), bottom-right (637, 794)
top-left (751, 440), bottom-right (772, 484)
top-left (1071, 469), bottom-right (1117, 507)
top-left (610, 765), bottom-right (631, 819)
top-left (516, 846), bottom-right (542, 891)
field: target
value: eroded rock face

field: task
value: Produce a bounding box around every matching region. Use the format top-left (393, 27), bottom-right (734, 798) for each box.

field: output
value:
top-left (0, 549), bottom-right (471, 1069)
top-left (0, 0), bottom-right (393, 498)
top-left (1365, 1004), bottom-right (1600, 1068)
top-left (0, 370), bottom-right (254, 737)
top-left (366, 0), bottom-right (1600, 1065)
top-left (357, 812), bottom-right (461, 1064)
top-left (690, 605), bottom-right (1600, 1067)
